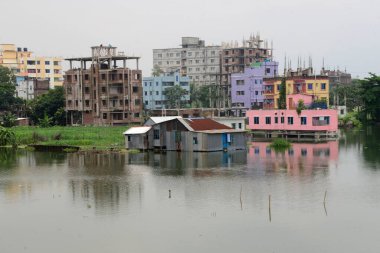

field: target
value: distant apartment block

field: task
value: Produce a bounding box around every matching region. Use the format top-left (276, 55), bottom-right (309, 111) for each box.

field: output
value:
top-left (320, 68), bottom-right (352, 87)
top-left (16, 78), bottom-right (50, 100)
top-left (221, 34), bottom-right (273, 86)
top-left (263, 68), bottom-right (330, 109)
top-left (64, 45), bottom-right (142, 125)
top-left (231, 61), bottom-right (278, 112)
top-left (153, 37), bottom-right (221, 86)
top-left (143, 71), bottom-right (190, 110)
top-left (0, 44), bottom-right (63, 88)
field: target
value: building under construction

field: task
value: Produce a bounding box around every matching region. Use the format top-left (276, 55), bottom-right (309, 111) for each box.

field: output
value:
top-left (64, 46), bottom-right (142, 125)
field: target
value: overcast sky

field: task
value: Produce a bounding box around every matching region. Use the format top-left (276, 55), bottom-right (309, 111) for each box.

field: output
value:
top-left (1, 0), bottom-right (379, 78)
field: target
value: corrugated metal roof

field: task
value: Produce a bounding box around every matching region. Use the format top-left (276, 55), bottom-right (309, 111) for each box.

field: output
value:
top-left (184, 118), bottom-right (232, 131)
top-left (145, 116), bottom-right (182, 126)
top-left (195, 129), bottom-right (246, 134)
top-left (123, 126), bottom-right (152, 135)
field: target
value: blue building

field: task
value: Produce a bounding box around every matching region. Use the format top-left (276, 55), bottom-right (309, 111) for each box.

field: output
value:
top-left (143, 72), bottom-right (190, 110)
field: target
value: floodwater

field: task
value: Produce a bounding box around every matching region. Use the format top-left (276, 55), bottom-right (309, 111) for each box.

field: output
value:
top-left (0, 127), bottom-right (380, 253)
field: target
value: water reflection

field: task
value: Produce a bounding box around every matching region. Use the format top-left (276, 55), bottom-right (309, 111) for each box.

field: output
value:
top-left (127, 151), bottom-right (247, 176)
top-left (340, 126), bottom-right (380, 169)
top-left (248, 141), bottom-right (339, 175)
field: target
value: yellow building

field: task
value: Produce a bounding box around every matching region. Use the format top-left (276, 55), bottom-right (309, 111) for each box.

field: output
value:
top-left (263, 76), bottom-right (330, 109)
top-left (0, 44), bottom-right (63, 87)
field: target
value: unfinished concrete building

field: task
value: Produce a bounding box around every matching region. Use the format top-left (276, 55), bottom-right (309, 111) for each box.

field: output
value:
top-left (64, 46), bottom-right (142, 125)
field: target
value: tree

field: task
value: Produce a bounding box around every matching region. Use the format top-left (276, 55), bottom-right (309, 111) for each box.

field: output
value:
top-left (165, 85), bottom-right (187, 109)
top-left (190, 83), bottom-right (218, 108)
top-left (29, 86), bottom-right (66, 125)
top-left (151, 64), bottom-right (164, 77)
top-left (359, 74), bottom-right (380, 122)
top-left (296, 99), bottom-right (306, 115)
top-left (2, 112), bottom-right (17, 127)
top-left (278, 78), bottom-right (287, 109)
top-left (329, 80), bottom-right (363, 111)
top-left (0, 66), bottom-right (17, 112)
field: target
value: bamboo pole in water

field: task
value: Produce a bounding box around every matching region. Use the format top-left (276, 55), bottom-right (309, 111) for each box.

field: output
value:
top-left (269, 194), bottom-right (272, 222)
top-left (240, 185), bottom-right (243, 210)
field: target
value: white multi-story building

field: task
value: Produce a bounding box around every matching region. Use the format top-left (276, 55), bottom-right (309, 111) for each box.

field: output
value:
top-left (153, 37), bottom-right (221, 87)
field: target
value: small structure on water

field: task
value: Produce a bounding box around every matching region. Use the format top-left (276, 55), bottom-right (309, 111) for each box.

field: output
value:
top-left (124, 116), bottom-right (247, 152)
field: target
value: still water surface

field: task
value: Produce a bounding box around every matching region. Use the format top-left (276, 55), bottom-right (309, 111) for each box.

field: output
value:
top-left (0, 127), bottom-right (380, 252)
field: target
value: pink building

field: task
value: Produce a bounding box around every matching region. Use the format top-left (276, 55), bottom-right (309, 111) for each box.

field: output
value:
top-left (246, 109), bottom-right (338, 132)
top-left (287, 94), bottom-right (313, 110)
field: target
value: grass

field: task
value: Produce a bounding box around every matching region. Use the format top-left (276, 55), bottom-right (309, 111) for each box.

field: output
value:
top-left (269, 138), bottom-right (292, 152)
top-left (12, 126), bottom-right (128, 150)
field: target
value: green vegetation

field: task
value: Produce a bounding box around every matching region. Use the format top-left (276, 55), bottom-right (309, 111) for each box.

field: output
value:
top-left (12, 126), bottom-right (128, 150)
top-left (269, 138), bottom-right (291, 152)
top-left (359, 74), bottom-right (380, 123)
top-left (330, 80), bottom-right (362, 111)
top-left (165, 85), bottom-right (188, 109)
top-left (0, 126), bottom-right (17, 147)
top-left (190, 83), bottom-right (219, 108)
top-left (0, 66), bottom-right (23, 113)
top-left (296, 99), bottom-right (306, 115)
top-left (29, 86), bottom-right (66, 126)
top-left (330, 74), bottom-right (380, 124)
top-left (339, 111), bottom-right (362, 128)
top-left (151, 64), bottom-right (164, 77)
top-left (278, 78), bottom-right (286, 109)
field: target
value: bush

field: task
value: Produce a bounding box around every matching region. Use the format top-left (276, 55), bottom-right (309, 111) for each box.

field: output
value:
top-left (270, 138), bottom-right (291, 152)
top-left (0, 127), bottom-right (16, 147)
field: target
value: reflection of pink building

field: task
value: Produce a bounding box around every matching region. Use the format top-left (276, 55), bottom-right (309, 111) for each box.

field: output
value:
top-left (248, 141), bottom-right (339, 175)
top-left (247, 109), bottom-right (338, 132)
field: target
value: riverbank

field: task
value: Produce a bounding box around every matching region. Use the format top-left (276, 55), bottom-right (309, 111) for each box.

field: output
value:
top-left (12, 126), bottom-right (128, 150)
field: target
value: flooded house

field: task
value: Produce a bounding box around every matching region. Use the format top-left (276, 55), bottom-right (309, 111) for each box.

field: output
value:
top-left (124, 117), bottom-right (247, 152)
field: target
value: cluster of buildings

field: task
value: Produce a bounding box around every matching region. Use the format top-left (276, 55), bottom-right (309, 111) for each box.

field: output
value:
top-left (0, 44), bottom-right (63, 100)
top-left (1, 34), bottom-right (350, 145)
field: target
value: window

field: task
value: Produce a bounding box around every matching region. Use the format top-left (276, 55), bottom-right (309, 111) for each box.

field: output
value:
top-left (312, 116), bottom-right (330, 126)
top-left (54, 61), bottom-right (59, 66)
top-left (308, 83), bottom-right (313, 90)
top-left (255, 91), bottom-right (258, 95)
top-left (281, 117), bottom-right (284, 124)
top-left (193, 137), bottom-right (198, 144)
top-left (288, 117), bottom-right (294, 125)
top-left (265, 117), bottom-right (271, 124)
top-left (103, 113), bottom-right (107, 119)
top-left (128, 136), bottom-right (131, 142)
top-left (301, 117), bottom-right (307, 125)
top-left (277, 84), bottom-right (281, 91)
top-left (156, 91), bottom-right (159, 95)
top-left (321, 83), bottom-right (326, 90)
top-left (236, 91), bottom-right (245, 95)
top-left (144, 91), bottom-right (147, 96)
top-left (266, 68), bottom-right (271, 74)
top-left (153, 129), bottom-right (160, 140)
top-left (274, 117), bottom-right (278, 124)
top-left (45, 61), bottom-right (50, 65)
top-left (232, 123), bottom-right (236, 129)
top-left (301, 149), bottom-right (307, 156)
top-left (134, 113), bottom-right (140, 118)
top-left (238, 123), bottom-right (242, 129)
top-left (144, 82), bottom-right (147, 86)
top-left (253, 117), bottom-right (259, 124)
top-left (45, 69), bottom-right (50, 73)
top-left (236, 80), bottom-right (244, 85)
top-left (135, 99), bottom-right (140, 105)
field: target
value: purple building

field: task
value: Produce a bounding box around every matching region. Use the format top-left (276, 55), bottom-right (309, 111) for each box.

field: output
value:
top-left (231, 61), bottom-right (278, 115)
